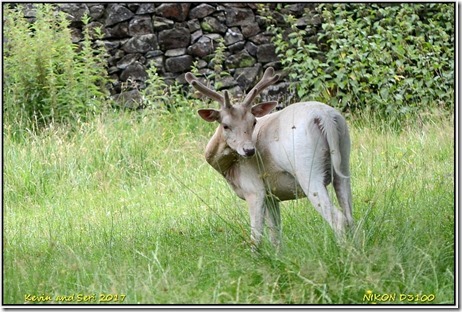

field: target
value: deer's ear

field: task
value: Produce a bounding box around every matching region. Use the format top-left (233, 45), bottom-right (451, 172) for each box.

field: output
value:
top-left (251, 101), bottom-right (278, 117)
top-left (198, 109), bottom-right (221, 122)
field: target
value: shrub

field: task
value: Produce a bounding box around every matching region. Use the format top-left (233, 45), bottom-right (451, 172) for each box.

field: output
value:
top-left (263, 3), bottom-right (454, 124)
top-left (3, 4), bottom-right (109, 132)
top-left (140, 65), bottom-right (200, 127)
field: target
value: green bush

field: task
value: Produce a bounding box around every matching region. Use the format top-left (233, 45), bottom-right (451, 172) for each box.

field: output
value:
top-left (142, 66), bottom-right (194, 114)
top-left (3, 4), bottom-right (109, 132)
top-left (264, 3), bottom-right (454, 124)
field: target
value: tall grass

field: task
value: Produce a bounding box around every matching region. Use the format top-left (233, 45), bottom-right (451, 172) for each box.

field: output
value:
top-left (4, 108), bottom-right (454, 304)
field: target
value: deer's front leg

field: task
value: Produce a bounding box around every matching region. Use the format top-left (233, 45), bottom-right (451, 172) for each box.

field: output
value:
top-left (265, 196), bottom-right (281, 250)
top-left (245, 193), bottom-right (266, 251)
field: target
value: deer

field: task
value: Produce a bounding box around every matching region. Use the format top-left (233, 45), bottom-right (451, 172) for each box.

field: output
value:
top-left (185, 67), bottom-right (353, 251)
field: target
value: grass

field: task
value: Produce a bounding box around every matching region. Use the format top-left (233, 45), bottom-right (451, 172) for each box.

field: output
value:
top-left (3, 109), bottom-right (454, 305)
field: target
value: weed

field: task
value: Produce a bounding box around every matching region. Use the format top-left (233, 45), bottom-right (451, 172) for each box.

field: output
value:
top-left (3, 4), bottom-right (109, 133)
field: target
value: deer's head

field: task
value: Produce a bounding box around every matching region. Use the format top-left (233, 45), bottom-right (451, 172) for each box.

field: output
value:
top-left (186, 67), bottom-right (280, 158)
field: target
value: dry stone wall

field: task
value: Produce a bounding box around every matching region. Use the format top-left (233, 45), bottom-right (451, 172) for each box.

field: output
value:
top-left (49, 3), bottom-right (320, 106)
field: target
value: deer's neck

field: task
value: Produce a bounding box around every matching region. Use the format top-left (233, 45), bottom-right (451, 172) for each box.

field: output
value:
top-left (205, 126), bottom-right (238, 174)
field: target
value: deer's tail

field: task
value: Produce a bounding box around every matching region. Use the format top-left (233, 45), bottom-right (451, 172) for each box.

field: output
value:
top-left (315, 113), bottom-right (350, 179)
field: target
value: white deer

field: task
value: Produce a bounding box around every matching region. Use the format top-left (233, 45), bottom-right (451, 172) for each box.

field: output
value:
top-left (186, 67), bottom-right (353, 250)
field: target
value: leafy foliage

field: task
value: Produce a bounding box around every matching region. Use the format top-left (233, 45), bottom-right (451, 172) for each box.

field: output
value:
top-left (264, 3), bottom-right (454, 124)
top-left (140, 65), bottom-right (201, 127)
top-left (3, 4), bottom-right (109, 132)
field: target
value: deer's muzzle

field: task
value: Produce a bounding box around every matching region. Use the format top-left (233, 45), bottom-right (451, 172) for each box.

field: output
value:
top-left (239, 142), bottom-right (256, 158)
top-left (243, 147), bottom-right (256, 157)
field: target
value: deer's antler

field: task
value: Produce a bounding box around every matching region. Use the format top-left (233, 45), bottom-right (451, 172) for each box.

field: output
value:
top-left (185, 72), bottom-right (232, 109)
top-left (242, 67), bottom-right (280, 107)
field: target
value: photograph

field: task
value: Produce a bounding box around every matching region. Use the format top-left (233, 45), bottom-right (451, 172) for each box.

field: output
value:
top-left (2, 2), bottom-right (456, 307)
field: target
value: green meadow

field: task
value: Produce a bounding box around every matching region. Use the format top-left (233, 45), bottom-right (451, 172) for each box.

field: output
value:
top-left (3, 110), bottom-right (454, 304)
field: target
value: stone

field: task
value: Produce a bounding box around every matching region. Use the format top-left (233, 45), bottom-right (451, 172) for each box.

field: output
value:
top-left (105, 4), bottom-right (134, 27)
top-left (227, 85), bottom-right (244, 98)
top-left (165, 48), bottom-right (186, 57)
top-left (201, 17), bottom-right (227, 34)
top-left (152, 16), bottom-right (175, 31)
top-left (261, 82), bottom-right (291, 101)
top-left (120, 63), bottom-right (148, 82)
top-left (158, 28), bottom-right (190, 50)
top-left (225, 51), bottom-right (256, 69)
top-left (245, 41), bottom-right (258, 56)
top-left (122, 34), bottom-right (158, 53)
top-left (104, 22), bottom-right (129, 39)
top-left (191, 29), bottom-right (203, 43)
top-left (108, 66), bottom-right (120, 75)
top-left (93, 39), bottom-right (107, 50)
top-left (110, 78), bottom-right (122, 94)
top-left (127, 4), bottom-right (140, 13)
top-left (307, 14), bottom-right (323, 27)
top-left (89, 5), bottom-right (104, 20)
top-left (223, 3), bottom-right (251, 8)
top-left (102, 40), bottom-right (121, 51)
top-left (228, 41), bottom-right (246, 53)
top-left (108, 49), bottom-right (125, 66)
top-left (214, 12), bottom-right (226, 24)
top-left (147, 56), bottom-right (164, 70)
top-left (195, 59), bottom-right (208, 69)
top-left (70, 28), bottom-right (82, 43)
top-left (22, 4), bottom-right (37, 18)
top-left (255, 15), bottom-right (267, 28)
top-left (249, 32), bottom-right (272, 45)
top-left (234, 65), bottom-right (262, 92)
top-left (117, 53), bottom-right (145, 70)
top-left (257, 43), bottom-right (278, 63)
top-left (83, 22), bottom-right (103, 39)
top-left (224, 7), bottom-right (255, 27)
top-left (136, 3), bottom-right (156, 15)
top-left (264, 61), bottom-right (283, 71)
top-left (224, 27), bottom-right (244, 46)
top-left (145, 50), bottom-right (163, 58)
top-left (155, 3), bottom-right (191, 22)
top-left (197, 68), bottom-right (214, 78)
top-left (175, 73), bottom-right (189, 85)
top-left (57, 3), bottom-right (89, 25)
top-left (187, 36), bottom-right (213, 57)
top-left (286, 3), bottom-right (312, 14)
top-left (204, 33), bottom-right (223, 42)
top-left (215, 76), bottom-right (237, 90)
top-left (189, 4), bottom-right (215, 19)
top-left (129, 16), bottom-right (154, 36)
top-left (114, 89), bottom-right (143, 109)
top-left (187, 19), bottom-right (201, 33)
top-left (241, 22), bottom-right (260, 38)
top-left (165, 55), bottom-right (193, 73)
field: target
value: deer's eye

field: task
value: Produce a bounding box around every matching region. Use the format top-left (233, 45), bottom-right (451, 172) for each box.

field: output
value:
top-left (223, 124), bottom-right (230, 130)
top-left (253, 120), bottom-right (257, 127)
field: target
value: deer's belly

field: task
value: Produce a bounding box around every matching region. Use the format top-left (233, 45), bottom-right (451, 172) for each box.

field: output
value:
top-left (264, 171), bottom-right (306, 201)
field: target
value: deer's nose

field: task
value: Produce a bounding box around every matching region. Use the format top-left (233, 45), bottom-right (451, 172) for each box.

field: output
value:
top-left (243, 147), bottom-right (255, 157)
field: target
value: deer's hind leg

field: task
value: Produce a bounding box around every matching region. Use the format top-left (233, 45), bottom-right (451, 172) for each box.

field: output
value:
top-left (306, 182), bottom-right (348, 235)
top-left (334, 174), bottom-right (353, 227)
top-left (295, 159), bottom-right (348, 236)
